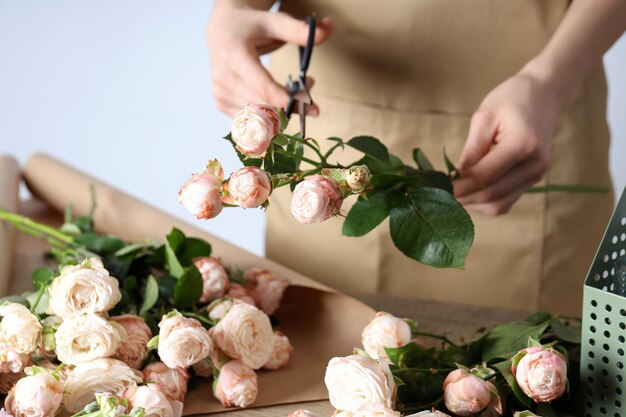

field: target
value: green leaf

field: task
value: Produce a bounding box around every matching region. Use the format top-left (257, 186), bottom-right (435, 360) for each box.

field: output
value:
top-left (179, 238), bottom-right (212, 266)
top-left (0, 295), bottom-right (29, 308)
top-left (273, 132), bottom-right (290, 147)
top-left (549, 317), bottom-right (581, 344)
top-left (421, 172), bottom-right (453, 193)
top-left (347, 136), bottom-right (390, 164)
top-left (32, 267), bottom-right (55, 290)
top-left (277, 107), bottom-right (289, 132)
top-left (139, 275), bottom-right (159, 315)
top-left (386, 342), bottom-right (440, 369)
top-left (166, 228), bottom-right (186, 253)
top-left (147, 335), bottom-right (159, 350)
top-left (389, 187), bottom-right (474, 268)
top-left (173, 267), bottom-right (203, 309)
top-left (412, 148), bottom-right (434, 171)
top-left (165, 244), bottom-right (184, 278)
top-left (524, 311), bottom-right (552, 325)
top-left (343, 189), bottom-right (398, 237)
top-left (482, 321), bottom-right (550, 362)
top-left (443, 148), bottom-right (459, 178)
top-left (24, 290), bottom-right (49, 315)
top-left (492, 360), bottom-right (531, 408)
top-left (536, 403), bottom-right (558, 417)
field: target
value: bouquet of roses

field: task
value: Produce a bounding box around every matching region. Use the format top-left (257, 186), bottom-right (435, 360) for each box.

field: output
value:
top-left (291, 311), bottom-right (581, 417)
top-left (0, 205), bottom-right (293, 417)
top-left (179, 104), bottom-right (474, 269)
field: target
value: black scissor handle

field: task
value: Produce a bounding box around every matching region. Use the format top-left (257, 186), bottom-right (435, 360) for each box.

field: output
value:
top-left (285, 15), bottom-right (316, 120)
top-left (299, 15), bottom-right (316, 75)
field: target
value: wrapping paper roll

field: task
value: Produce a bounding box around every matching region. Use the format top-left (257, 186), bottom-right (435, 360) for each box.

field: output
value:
top-left (0, 155), bottom-right (20, 296)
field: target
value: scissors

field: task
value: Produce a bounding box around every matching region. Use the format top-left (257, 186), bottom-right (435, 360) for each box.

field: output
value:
top-left (285, 15), bottom-right (316, 139)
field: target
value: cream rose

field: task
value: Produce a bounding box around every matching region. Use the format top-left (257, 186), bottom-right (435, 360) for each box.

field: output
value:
top-left (0, 339), bottom-right (30, 374)
top-left (443, 369), bottom-right (491, 416)
top-left (142, 362), bottom-right (189, 402)
top-left (211, 302), bottom-right (273, 369)
top-left (178, 160), bottom-right (224, 220)
top-left (244, 268), bottom-right (289, 315)
top-left (352, 403), bottom-right (401, 417)
top-left (224, 167), bottom-right (272, 208)
top-left (124, 384), bottom-right (183, 417)
top-left (193, 257), bottom-right (230, 303)
top-left (290, 175), bottom-right (343, 224)
top-left (4, 373), bottom-right (64, 417)
top-left (111, 314), bottom-right (152, 369)
top-left (63, 358), bottom-right (143, 413)
top-left (55, 314), bottom-right (125, 365)
top-left (213, 360), bottom-right (258, 408)
top-left (231, 104), bottom-right (280, 157)
top-left (0, 303), bottom-right (42, 354)
top-left (226, 285), bottom-right (255, 306)
top-left (324, 354), bottom-right (396, 412)
top-left (262, 330), bottom-right (293, 370)
top-left (361, 312), bottom-right (412, 363)
top-left (47, 257), bottom-right (122, 319)
top-left (512, 346), bottom-right (567, 403)
top-left (157, 315), bottom-right (213, 369)
top-left (192, 356), bottom-right (214, 378)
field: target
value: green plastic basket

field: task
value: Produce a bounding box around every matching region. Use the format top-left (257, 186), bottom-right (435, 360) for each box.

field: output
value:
top-left (581, 187), bottom-right (626, 417)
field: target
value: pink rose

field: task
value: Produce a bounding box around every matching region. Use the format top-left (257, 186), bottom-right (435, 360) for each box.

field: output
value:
top-left (178, 160), bottom-right (224, 220)
top-left (124, 384), bottom-right (183, 417)
top-left (231, 104), bottom-right (280, 157)
top-left (213, 360), bottom-right (258, 408)
top-left (226, 284), bottom-right (256, 306)
top-left (0, 341), bottom-right (30, 374)
top-left (361, 312), bottom-right (412, 363)
top-left (290, 175), bottom-right (343, 224)
top-left (192, 356), bottom-right (214, 378)
top-left (224, 167), bottom-right (272, 208)
top-left (111, 314), bottom-right (152, 369)
top-left (443, 369), bottom-right (491, 416)
top-left (142, 362), bottom-right (189, 402)
top-left (157, 315), bottom-right (213, 369)
top-left (5, 373), bottom-right (64, 417)
top-left (207, 298), bottom-right (234, 321)
top-left (194, 257), bottom-right (230, 303)
top-left (0, 408), bottom-right (14, 417)
top-left (244, 268), bottom-right (289, 315)
top-left (512, 346), bottom-right (567, 403)
top-left (262, 330), bottom-right (293, 370)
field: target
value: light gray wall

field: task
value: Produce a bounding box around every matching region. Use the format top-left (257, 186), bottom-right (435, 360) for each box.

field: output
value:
top-left (1, 1), bottom-right (624, 257)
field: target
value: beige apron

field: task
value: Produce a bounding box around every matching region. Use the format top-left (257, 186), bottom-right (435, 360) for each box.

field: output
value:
top-left (267, 0), bottom-right (614, 317)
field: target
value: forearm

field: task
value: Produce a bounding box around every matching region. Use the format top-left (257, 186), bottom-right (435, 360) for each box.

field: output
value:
top-left (521, 0), bottom-right (626, 109)
top-left (215, 0), bottom-right (274, 10)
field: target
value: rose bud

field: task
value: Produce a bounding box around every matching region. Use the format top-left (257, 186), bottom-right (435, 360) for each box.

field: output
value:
top-left (290, 175), bottom-right (343, 224)
top-left (231, 104), bottom-right (280, 157)
top-left (63, 358), bottom-right (143, 413)
top-left (288, 410), bottom-right (319, 417)
top-left (192, 356), bottom-right (213, 378)
top-left (262, 330), bottom-right (293, 370)
top-left (213, 360), bottom-right (258, 408)
top-left (4, 373), bottom-right (64, 417)
top-left (211, 302), bottom-right (273, 370)
top-left (443, 369), bottom-right (491, 416)
top-left (0, 303), bottom-right (42, 354)
top-left (324, 354), bottom-right (397, 412)
top-left (47, 257), bottom-right (122, 319)
top-left (193, 257), bottom-right (230, 303)
top-left (111, 314), bottom-right (152, 369)
top-left (124, 384), bottom-right (183, 417)
top-left (0, 340), bottom-right (30, 374)
top-left (207, 298), bottom-right (234, 321)
top-left (244, 268), bottom-right (289, 316)
top-left (351, 403), bottom-right (401, 417)
top-left (224, 167), bottom-right (272, 208)
top-left (0, 373), bottom-right (24, 396)
top-left (345, 165), bottom-right (371, 192)
top-left (178, 160), bottom-right (224, 220)
top-left (226, 285), bottom-right (256, 306)
top-left (361, 312), bottom-right (412, 363)
top-left (511, 346), bottom-right (567, 403)
top-left (478, 382), bottom-right (505, 417)
top-left (157, 314), bottom-right (213, 369)
top-left (142, 362), bottom-right (189, 402)
top-left (55, 314), bottom-right (125, 365)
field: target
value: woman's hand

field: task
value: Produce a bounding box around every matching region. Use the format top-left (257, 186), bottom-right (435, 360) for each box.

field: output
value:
top-left (453, 71), bottom-right (562, 216)
top-left (206, 1), bottom-right (333, 116)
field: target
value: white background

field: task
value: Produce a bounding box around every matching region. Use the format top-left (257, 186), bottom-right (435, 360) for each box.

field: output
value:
top-left (1, 1), bottom-right (624, 256)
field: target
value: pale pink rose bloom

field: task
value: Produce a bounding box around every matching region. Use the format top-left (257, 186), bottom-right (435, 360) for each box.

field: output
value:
top-left (512, 347), bottom-right (567, 403)
top-left (224, 167), bottom-right (272, 208)
top-left (157, 316), bottom-right (213, 370)
top-left (288, 410), bottom-right (319, 417)
top-left (192, 357), bottom-right (214, 378)
top-left (231, 104), bottom-right (280, 157)
top-left (478, 381), bottom-right (505, 417)
top-left (290, 175), bottom-right (343, 224)
top-left (0, 408), bottom-right (14, 417)
top-left (361, 312), bottom-right (412, 363)
top-left (193, 258), bottom-right (230, 303)
top-left (226, 285), bottom-right (255, 306)
top-left (0, 373), bottom-right (23, 396)
top-left (262, 330), bottom-right (293, 370)
top-left (5, 373), bottom-right (64, 417)
top-left (443, 369), bottom-right (491, 416)
top-left (207, 298), bottom-right (234, 321)
top-left (351, 403), bottom-right (401, 417)
top-left (404, 411), bottom-right (451, 417)
top-left (142, 362), bottom-right (189, 402)
top-left (0, 341), bottom-right (30, 374)
top-left (178, 161), bottom-right (224, 220)
top-left (125, 384), bottom-right (183, 417)
top-left (244, 268), bottom-right (289, 315)
top-left (111, 314), bottom-right (152, 369)
top-left (213, 361), bottom-right (258, 408)
top-left (211, 303), bottom-right (273, 370)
